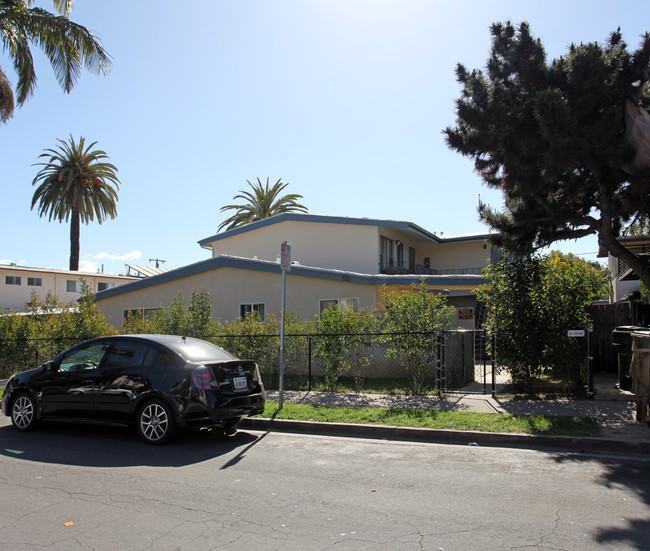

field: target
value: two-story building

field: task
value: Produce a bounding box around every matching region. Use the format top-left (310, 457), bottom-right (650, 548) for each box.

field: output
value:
top-left (93, 214), bottom-right (497, 329)
top-left (0, 264), bottom-right (139, 313)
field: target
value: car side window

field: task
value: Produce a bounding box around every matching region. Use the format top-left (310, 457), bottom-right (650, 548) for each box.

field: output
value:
top-left (58, 342), bottom-right (110, 372)
top-left (102, 341), bottom-right (152, 369)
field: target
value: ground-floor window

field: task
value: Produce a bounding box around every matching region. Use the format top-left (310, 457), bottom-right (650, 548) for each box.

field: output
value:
top-left (123, 307), bottom-right (162, 321)
top-left (27, 277), bottom-right (42, 286)
top-left (240, 303), bottom-right (265, 321)
top-left (319, 297), bottom-right (359, 315)
top-left (5, 276), bottom-right (21, 285)
top-left (98, 282), bottom-right (115, 291)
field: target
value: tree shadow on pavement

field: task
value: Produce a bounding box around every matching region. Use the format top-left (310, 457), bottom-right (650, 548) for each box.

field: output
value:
top-left (553, 453), bottom-right (650, 550)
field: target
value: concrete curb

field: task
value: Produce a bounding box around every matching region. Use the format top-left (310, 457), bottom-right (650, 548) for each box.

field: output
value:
top-left (239, 417), bottom-right (650, 458)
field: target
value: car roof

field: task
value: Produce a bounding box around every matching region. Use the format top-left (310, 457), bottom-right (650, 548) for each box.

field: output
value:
top-left (102, 334), bottom-right (237, 361)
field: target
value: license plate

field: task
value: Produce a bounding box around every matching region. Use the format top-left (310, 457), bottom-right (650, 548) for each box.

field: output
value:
top-left (233, 376), bottom-right (248, 390)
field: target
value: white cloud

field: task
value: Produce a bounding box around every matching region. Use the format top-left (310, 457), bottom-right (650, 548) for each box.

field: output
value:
top-left (84, 250), bottom-right (143, 262)
top-left (79, 259), bottom-right (100, 273)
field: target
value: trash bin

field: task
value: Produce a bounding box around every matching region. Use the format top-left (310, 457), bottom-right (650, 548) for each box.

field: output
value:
top-left (630, 329), bottom-right (650, 424)
top-left (612, 326), bottom-right (646, 391)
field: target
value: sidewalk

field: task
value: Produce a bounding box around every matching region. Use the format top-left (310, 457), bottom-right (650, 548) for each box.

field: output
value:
top-left (244, 372), bottom-right (650, 457)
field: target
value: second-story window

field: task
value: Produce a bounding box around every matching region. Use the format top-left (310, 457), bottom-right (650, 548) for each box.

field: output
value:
top-left (380, 236), bottom-right (394, 270)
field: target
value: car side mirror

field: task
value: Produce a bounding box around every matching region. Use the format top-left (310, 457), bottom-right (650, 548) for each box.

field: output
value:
top-left (44, 361), bottom-right (56, 372)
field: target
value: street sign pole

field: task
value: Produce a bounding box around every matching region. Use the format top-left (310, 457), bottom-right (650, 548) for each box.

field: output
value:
top-left (279, 242), bottom-right (291, 408)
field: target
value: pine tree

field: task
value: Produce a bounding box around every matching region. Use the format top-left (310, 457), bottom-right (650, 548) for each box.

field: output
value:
top-left (445, 22), bottom-right (650, 289)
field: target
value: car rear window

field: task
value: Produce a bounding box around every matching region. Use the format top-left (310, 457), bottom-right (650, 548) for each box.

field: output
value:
top-left (165, 339), bottom-right (236, 362)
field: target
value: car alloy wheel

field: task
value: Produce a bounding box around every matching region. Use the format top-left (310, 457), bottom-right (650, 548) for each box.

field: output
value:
top-left (138, 399), bottom-right (175, 444)
top-left (11, 393), bottom-right (38, 431)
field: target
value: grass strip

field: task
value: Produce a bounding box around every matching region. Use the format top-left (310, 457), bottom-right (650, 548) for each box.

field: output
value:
top-left (257, 401), bottom-right (600, 437)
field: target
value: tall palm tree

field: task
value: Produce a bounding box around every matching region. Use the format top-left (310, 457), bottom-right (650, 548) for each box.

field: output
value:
top-left (0, 0), bottom-right (111, 124)
top-left (218, 178), bottom-right (308, 232)
top-left (31, 135), bottom-right (120, 271)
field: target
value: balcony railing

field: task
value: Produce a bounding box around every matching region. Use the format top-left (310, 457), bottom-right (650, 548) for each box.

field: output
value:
top-left (379, 260), bottom-right (483, 276)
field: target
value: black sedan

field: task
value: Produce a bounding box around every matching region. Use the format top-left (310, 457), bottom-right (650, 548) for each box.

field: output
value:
top-left (1, 334), bottom-right (266, 444)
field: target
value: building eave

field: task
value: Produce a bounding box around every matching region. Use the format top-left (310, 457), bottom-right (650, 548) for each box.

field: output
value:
top-left (95, 255), bottom-right (487, 301)
top-left (198, 213), bottom-right (494, 249)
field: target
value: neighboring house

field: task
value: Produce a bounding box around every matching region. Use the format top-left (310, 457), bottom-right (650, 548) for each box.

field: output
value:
top-left (0, 264), bottom-right (139, 313)
top-left (599, 235), bottom-right (650, 302)
top-left (95, 214), bottom-right (498, 329)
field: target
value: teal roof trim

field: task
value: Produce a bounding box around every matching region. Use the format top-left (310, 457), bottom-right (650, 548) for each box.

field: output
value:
top-left (95, 255), bottom-right (487, 301)
top-left (198, 213), bottom-right (493, 248)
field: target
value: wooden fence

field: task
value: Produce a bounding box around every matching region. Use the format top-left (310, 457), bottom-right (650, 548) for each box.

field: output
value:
top-left (588, 301), bottom-right (650, 372)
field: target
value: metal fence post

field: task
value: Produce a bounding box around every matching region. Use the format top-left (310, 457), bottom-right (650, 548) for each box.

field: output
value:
top-left (482, 329), bottom-right (487, 395)
top-left (308, 335), bottom-right (312, 392)
top-left (491, 331), bottom-right (496, 398)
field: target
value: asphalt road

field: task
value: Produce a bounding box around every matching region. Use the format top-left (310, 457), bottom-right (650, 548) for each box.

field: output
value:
top-left (1, 417), bottom-right (649, 550)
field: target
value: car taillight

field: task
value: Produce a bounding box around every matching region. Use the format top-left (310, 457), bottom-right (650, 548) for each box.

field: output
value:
top-left (252, 363), bottom-right (261, 384)
top-left (191, 366), bottom-right (216, 389)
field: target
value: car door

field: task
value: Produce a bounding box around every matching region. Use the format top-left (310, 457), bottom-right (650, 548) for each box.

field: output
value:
top-left (40, 341), bottom-right (110, 417)
top-left (91, 339), bottom-right (156, 420)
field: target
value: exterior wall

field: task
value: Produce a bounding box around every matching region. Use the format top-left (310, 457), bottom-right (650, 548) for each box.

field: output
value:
top-left (203, 215), bottom-right (494, 277)
top-left (207, 220), bottom-right (380, 274)
top-left (608, 255), bottom-right (642, 302)
top-left (374, 284), bottom-right (478, 330)
top-left (0, 265), bottom-right (137, 313)
top-left (418, 240), bottom-right (491, 273)
top-left (96, 267), bottom-right (379, 327)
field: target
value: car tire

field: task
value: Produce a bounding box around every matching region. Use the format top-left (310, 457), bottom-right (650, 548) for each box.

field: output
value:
top-left (223, 420), bottom-right (239, 436)
top-left (136, 399), bottom-right (176, 445)
top-left (11, 392), bottom-right (40, 432)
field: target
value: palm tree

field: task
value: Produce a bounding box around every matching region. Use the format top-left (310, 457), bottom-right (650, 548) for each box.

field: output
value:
top-left (31, 135), bottom-right (120, 271)
top-left (218, 178), bottom-right (308, 232)
top-left (0, 0), bottom-right (111, 124)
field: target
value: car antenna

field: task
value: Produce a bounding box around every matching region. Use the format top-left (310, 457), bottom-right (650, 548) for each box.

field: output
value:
top-left (182, 335), bottom-right (186, 342)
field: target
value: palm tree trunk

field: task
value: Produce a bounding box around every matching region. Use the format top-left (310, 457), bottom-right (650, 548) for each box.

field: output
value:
top-left (69, 208), bottom-right (80, 271)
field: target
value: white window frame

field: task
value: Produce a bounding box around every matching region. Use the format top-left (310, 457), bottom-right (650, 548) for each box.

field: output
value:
top-left (97, 281), bottom-right (115, 292)
top-left (66, 279), bottom-right (81, 293)
top-left (5, 275), bottom-right (21, 285)
top-left (27, 277), bottom-right (42, 287)
top-left (240, 303), bottom-right (266, 321)
top-left (319, 297), bottom-right (360, 315)
top-left (123, 307), bottom-right (162, 321)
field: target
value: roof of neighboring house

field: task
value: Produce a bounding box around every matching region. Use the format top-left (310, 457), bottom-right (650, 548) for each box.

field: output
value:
top-left (198, 213), bottom-right (494, 249)
top-left (0, 264), bottom-right (137, 280)
top-left (95, 254), bottom-right (486, 301)
top-left (125, 264), bottom-right (170, 278)
top-left (598, 235), bottom-right (650, 257)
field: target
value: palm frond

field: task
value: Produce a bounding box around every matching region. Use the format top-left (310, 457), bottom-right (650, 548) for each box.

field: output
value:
top-left (218, 177), bottom-right (308, 232)
top-left (1, 1), bottom-right (110, 109)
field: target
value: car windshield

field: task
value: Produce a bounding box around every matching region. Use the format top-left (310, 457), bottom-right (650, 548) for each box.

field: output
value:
top-left (165, 338), bottom-right (236, 362)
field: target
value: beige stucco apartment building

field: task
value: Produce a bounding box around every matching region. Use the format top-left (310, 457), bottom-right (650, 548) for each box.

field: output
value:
top-left (94, 214), bottom-right (498, 329)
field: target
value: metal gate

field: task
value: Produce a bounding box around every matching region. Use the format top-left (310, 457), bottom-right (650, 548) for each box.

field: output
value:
top-left (438, 329), bottom-right (501, 396)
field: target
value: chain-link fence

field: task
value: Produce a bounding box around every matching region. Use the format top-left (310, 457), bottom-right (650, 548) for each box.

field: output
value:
top-left (1, 329), bottom-right (505, 395)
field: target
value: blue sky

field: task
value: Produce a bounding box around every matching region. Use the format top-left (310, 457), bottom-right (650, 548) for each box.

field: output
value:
top-left (2, 1), bottom-right (648, 275)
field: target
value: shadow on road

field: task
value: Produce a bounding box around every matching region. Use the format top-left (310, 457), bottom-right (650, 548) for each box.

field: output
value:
top-left (553, 453), bottom-right (650, 550)
top-left (0, 422), bottom-right (261, 468)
